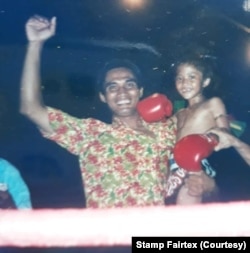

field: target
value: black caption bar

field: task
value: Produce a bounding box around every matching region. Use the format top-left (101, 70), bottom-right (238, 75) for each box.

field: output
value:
top-left (132, 237), bottom-right (248, 252)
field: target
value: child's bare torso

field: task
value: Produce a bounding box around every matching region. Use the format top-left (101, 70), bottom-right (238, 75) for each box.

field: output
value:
top-left (176, 99), bottom-right (218, 141)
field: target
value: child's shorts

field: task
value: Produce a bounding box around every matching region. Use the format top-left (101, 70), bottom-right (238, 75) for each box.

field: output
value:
top-left (166, 153), bottom-right (216, 197)
top-left (169, 153), bottom-right (216, 177)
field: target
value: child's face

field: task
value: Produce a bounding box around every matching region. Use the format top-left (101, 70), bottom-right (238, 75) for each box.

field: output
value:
top-left (175, 63), bottom-right (208, 100)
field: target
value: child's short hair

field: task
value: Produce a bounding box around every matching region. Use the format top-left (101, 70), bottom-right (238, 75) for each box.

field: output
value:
top-left (97, 59), bottom-right (143, 93)
top-left (175, 54), bottom-right (213, 81)
top-left (173, 53), bottom-right (221, 98)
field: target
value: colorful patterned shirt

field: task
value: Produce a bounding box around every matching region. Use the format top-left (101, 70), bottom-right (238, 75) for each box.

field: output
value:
top-left (42, 107), bottom-right (177, 208)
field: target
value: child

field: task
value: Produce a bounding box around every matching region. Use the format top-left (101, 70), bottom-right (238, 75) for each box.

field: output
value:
top-left (166, 55), bottom-right (230, 203)
top-left (173, 55), bottom-right (229, 141)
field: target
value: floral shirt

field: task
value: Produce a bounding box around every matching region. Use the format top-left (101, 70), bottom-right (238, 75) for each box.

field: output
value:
top-left (42, 107), bottom-right (177, 208)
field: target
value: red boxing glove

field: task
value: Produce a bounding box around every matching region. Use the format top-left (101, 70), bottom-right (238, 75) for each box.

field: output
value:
top-left (137, 93), bottom-right (173, 122)
top-left (173, 133), bottom-right (219, 172)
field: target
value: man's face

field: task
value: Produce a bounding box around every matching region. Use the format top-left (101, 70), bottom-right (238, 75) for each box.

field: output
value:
top-left (99, 67), bottom-right (143, 118)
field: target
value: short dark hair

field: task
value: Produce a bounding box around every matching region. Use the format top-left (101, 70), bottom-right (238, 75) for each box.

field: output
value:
top-left (97, 59), bottom-right (143, 93)
top-left (173, 54), bottom-right (220, 98)
top-left (175, 54), bottom-right (213, 81)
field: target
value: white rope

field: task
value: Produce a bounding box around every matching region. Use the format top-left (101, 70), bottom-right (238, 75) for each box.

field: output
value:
top-left (0, 201), bottom-right (249, 247)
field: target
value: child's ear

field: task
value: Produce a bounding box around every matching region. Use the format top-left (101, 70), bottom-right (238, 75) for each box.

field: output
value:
top-left (99, 92), bottom-right (106, 103)
top-left (203, 78), bottom-right (211, 88)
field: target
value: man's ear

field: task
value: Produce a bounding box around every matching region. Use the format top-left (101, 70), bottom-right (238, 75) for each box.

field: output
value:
top-left (99, 92), bottom-right (106, 103)
top-left (139, 88), bottom-right (144, 98)
top-left (203, 78), bottom-right (211, 88)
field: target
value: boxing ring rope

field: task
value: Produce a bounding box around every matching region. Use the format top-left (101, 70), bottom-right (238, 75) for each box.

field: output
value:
top-left (0, 201), bottom-right (250, 247)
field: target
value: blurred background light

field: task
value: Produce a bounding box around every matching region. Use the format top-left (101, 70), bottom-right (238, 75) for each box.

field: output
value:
top-left (121, 0), bottom-right (148, 10)
top-left (243, 0), bottom-right (250, 12)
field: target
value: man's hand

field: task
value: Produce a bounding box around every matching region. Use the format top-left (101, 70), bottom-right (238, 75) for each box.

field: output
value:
top-left (207, 128), bottom-right (234, 151)
top-left (176, 171), bottom-right (217, 205)
top-left (184, 171), bottom-right (216, 197)
top-left (25, 15), bottom-right (56, 42)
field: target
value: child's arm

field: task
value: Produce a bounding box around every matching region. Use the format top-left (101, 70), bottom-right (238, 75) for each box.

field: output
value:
top-left (168, 109), bottom-right (186, 127)
top-left (168, 114), bottom-right (177, 125)
top-left (209, 97), bottom-right (230, 131)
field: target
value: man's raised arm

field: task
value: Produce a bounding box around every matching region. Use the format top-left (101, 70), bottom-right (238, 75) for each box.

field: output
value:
top-left (20, 15), bottom-right (56, 134)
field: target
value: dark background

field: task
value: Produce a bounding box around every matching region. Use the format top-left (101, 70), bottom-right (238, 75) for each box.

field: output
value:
top-left (0, 0), bottom-right (250, 252)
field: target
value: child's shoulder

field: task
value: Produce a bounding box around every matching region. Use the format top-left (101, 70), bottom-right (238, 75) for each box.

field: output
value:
top-left (175, 108), bottom-right (186, 117)
top-left (206, 97), bottom-right (225, 107)
top-left (207, 96), bottom-right (223, 103)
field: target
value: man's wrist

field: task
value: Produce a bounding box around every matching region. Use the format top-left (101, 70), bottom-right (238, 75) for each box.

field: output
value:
top-left (28, 40), bottom-right (44, 49)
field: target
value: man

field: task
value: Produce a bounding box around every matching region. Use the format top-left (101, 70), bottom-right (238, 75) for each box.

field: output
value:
top-left (20, 15), bottom-right (214, 208)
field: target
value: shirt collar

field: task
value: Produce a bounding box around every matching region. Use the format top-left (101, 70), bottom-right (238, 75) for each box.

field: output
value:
top-left (112, 116), bottom-right (148, 129)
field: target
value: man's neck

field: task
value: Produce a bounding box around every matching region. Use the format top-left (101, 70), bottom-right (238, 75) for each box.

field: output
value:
top-left (113, 114), bottom-right (143, 129)
top-left (113, 114), bottom-right (156, 138)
